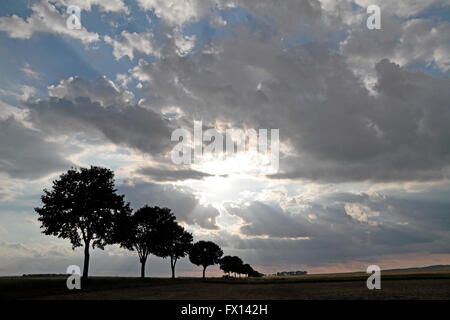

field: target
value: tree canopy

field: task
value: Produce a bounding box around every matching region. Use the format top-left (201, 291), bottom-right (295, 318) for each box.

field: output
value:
top-left (120, 206), bottom-right (176, 278)
top-left (189, 241), bottom-right (223, 278)
top-left (219, 255), bottom-right (262, 277)
top-left (154, 222), bottom-right (193, 278)
top-left (35, 166), bottom-right (131, 279)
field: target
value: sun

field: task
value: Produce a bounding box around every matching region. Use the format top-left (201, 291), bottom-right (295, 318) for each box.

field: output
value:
top-left (193, 150), bottom-right (277, 177)
top-left (178, 152), bottom-right (276, 207)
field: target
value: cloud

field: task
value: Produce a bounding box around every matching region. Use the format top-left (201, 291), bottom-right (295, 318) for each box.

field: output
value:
top-left (25, 76), bottom-right (173, 156)
top-left (130, 26), bottom-right (450, 183)
top-left (0, 1), bottom-right (99, 43)
top-left (119, 181), bottom-right (220, 229)
top-left (0, 241), bottom-right (35, 253)
top-left (20, 63), bottom-right (40, 80)
top-left (0, 117), bottom-right (72, 179)
top-left (135, 0), bottom-right (326, 36)
top-left (231, 0), bottom-right (325, 35)
top-left (0, 243), bottom-right (199, 277)
top-left (394, 19), bottom-right (450, 72)
top-left (55, 0), bottom-right (129, 14)
top-left (104, 31), bottom-right (158, 61)
top-left (341, 16), bottom-right (450, 89)
top-left (173, 31), bottom-right (197, 57)
top-left (227, 201), bottom-right (315, 238)
top-left (136, 0), bottom-right (205, 27)
top-left (0, 85), bottom-right (37, 104)
top-left (353, 0), bottom-right (448, 18)
top-left (222, 186), bottom-right (450, 265)
top-left (136, 166), bottom-right (213, 182)
top-left (48, 76), bottom-right (135, 107)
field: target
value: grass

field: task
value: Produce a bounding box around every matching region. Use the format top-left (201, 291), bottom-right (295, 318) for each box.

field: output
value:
top-left (1, 269), bottom-right (450, 300)
top-left (0, 276), bottom-right (197, 300)
top-left (208, 271), bottom-right (450, 283)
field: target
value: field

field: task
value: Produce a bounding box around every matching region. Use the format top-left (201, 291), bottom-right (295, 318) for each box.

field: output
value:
top-left (2, 267), bottom-right (450, 300)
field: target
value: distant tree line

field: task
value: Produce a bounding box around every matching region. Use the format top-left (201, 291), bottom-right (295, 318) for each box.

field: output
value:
top-left (35, 166), bottom-right (262, 280)
top-left (219, 256), bottom-right (263, 278)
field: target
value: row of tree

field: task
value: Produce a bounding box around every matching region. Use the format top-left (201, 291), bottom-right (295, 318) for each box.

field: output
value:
top-left (219, 255), bottom-right (262, 278)
top-left (35, 166), bottom-right (262, 280)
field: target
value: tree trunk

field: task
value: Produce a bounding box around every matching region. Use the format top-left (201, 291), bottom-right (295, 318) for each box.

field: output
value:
top-left (202, 266), bottom-right (206, 279)
top-left (171, 257), bottom-right (176, 279)
top-left (140, 257), bottom-right (147, 278)
top-left (82, 241), bottom-right (90, 281)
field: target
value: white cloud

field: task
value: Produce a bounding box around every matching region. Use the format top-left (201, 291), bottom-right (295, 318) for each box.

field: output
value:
top-left (174, 31), bottom-right (196, 56)
top-left (136, 0), bottom-right (203, 26)
top-left (0, 0), bottom-right (99, 43)
top-left (48, 75), bottom-right (135, 106)
top-left (20, 63), bottom-right (40, 80)
top-left (354, 0), bottom-right (448, 18)
top-left (104, 31), bottom-right (158, 60)
top-left (0, 85), bottom-right (37, 103)
top-left (341, 16), bottom-right (450, 89)
top-left (394, 19), bottom-right (450, 72)
top-left (345, 203), bottom-right (380, 225)
top-left (55, 0), bottom-right (129, 14)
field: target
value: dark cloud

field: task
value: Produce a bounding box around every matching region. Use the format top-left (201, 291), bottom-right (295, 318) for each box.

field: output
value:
top-left (24, 77), bottom-right (173, 155)
top-left (119, 181), bottom-right (220, 230)
top-left (0, 117), bottom-right (72, 179)
top-left (136, 166), bottom-right (213, 182)
top-left (20, 10), bottom-right (450, 184)
top-left (129, 18), bottom-right (450, 183)
top-left (223, 187), bottom-right (450, 265)
top-left (227, 201), bottom-right (315, 238)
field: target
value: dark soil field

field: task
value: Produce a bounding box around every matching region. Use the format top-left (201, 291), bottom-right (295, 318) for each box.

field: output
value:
top-left (2, 271), bottom-right (450, 300)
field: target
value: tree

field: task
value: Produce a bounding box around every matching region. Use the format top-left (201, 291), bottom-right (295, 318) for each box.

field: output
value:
top-left (35, 166), bottom-right (132, 280)
top-left (219, 255), bottom-right (243, 277)
top-left (189, 241), bottom-right (223, 278)
top-left (120, 206), bottom-right (176, 278)
top-left (219, 255), bottom-right (234, 276)
top-left (230, 256), bottom-right (244, 277)
top-left (241, 264), bottom-right (254, 277)
top-left (155, 222), bottom-right (193, 278)
top-left (248, 269), bottom-right (264, 278)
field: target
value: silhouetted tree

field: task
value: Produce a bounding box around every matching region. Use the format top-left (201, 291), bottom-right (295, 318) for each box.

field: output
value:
top-left (241, 264), bottom-right (254, 277)
top-left (219, 255), bottom-right (234, 276)
top-left (189, 241), bottom-right (223, 278)
top-left (154, 223), bottom-right (193, 278)
top-left (248, 269), bottom-right (264, 277)
top-left (35, 166), bottom-right (132, 280)
top-left (219, 255), bottom-right (244, 277)
top-left (120, 206), bottom-right (176, 278)
top-left (230, 256), bottom-right (244, 277)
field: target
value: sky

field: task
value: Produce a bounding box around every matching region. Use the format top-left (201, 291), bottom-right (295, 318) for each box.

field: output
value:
top-left (0, 0), bottom-right (449, 277)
